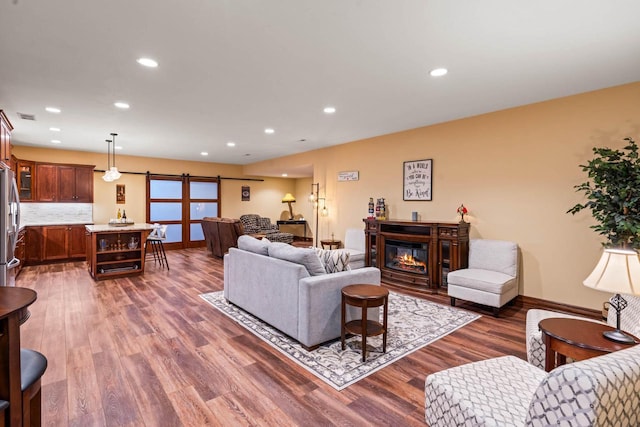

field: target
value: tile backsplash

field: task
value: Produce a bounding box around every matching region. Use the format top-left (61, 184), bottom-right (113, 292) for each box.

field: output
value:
top-left (20, 203), bottom-right (93, 226)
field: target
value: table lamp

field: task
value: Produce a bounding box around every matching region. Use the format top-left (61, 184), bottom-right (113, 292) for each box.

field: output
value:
top-left (583, 248), bottom-right (640, 343)
top-left (282, 193), bottom-right (296, 220)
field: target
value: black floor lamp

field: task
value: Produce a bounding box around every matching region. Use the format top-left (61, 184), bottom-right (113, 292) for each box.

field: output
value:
top-left (309, 183), bottom-right (319, 247)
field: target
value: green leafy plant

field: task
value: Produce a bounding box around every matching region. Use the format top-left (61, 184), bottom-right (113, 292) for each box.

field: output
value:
top-left (568, 137), bottom-right (640, 249)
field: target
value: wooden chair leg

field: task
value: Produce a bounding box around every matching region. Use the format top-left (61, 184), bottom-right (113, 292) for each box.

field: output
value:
top-left (450, 297), bottom-right (456, 307)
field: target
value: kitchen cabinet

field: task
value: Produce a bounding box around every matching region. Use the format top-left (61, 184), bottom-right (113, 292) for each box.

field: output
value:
top-left (17, 160), bottom-right (35, 200)
top-left (0, 110), bottom-right (13, 168)
top-left (25, 227), bottom-right (42, 263)
top-left (24, 225), bottom-right (87, 263)
top-left (59, 165), bottom-right (93, 202)
top-left (43, 225), bottom-right (87, 261)
top-left (35, 164), bottom-right (58, 201)
top-left (35, 163), bottom-right (94, 202)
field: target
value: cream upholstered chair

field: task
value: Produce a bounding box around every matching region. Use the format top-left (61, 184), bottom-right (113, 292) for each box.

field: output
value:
top-left (341, 228), bottom-right (366, 269)
top-left (425, 344), bottom-right (640, 426)
top-left (447, 239), bottom-right (518, 316)
top-left (526, 294), bottom-right (640, 370)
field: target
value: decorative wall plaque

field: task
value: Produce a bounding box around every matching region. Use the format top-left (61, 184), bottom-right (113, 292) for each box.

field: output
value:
top-left (403, 159), bottom-right (432, 201)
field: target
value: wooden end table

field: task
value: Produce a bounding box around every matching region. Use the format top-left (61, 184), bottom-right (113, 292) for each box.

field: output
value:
top-left (539, 318), bottom-right (639, 372)
top-left (321, 239), bottom-right (341, 250)
top-left (341, 284), bottom-right (389, 362)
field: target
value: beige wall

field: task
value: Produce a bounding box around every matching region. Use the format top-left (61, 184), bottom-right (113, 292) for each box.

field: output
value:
top-left (244, 82), bottom-right (640, 310)
top-left (13, 82), bottom-right (640, 309)
top-left (11, 147), bottom-right (299, 225)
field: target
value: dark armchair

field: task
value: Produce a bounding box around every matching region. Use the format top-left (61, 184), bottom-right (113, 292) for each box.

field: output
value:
top-left (202, 217), bottom-right (243, 258)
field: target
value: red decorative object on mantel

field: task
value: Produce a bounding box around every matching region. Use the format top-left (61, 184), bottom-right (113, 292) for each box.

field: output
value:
top-left (457, 204), bottom-right (468, 223)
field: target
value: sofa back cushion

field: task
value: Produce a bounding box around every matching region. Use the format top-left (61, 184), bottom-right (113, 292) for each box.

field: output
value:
top-left (268, 244), bottom-right (326, 276)
top-left (237, 235), bottom-right (271, 255)
top-left (314, 248), bottom-right (351, 273)
top-left (469, 239), bottom-right (518, 277)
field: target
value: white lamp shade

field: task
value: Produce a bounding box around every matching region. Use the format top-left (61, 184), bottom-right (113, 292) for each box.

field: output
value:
top-left (583, 249), bottom-right (640, 295)
top-left (109, 167), bottom-right (121, 180)
top-left (102, 170), bottom-right (114, 182)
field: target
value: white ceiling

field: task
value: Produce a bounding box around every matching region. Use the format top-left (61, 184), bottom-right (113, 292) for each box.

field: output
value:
top-left (1, 1), bottom-right (640, 175)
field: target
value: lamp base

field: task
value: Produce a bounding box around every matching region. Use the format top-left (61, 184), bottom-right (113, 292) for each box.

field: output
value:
top-left (603, 329), bottom-right (637, 344)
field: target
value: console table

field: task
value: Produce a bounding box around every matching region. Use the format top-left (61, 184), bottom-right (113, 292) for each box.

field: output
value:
top-left (363, 218), bottom-right (469, 293)
top-left (277, 220), bottom-right (308, 239)
top-left (0, 286), bottom-right (37, 426)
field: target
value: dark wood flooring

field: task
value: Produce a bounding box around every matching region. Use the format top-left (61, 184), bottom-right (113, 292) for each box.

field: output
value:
top-left (15, 248), bottom-right (548, 426)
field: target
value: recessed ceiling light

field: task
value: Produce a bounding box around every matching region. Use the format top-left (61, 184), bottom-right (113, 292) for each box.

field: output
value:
top-left (226, 141), bottom-right (236, 147)
top-left (45, 107), bottom-right (61, 113)
top-left (281, 173), bottom-right (288, 177)
top-left (49, 127), bottom-right (61, 132)
top-left (429, 68), bottom-right (448, 77)
top-left (114, 102), bottom-right (130, 109)
top-left (264, 128), bottom-right (275, 134)
top-left (323, 106), bottom-right (336, 114)
top-left (201, 152), bottom-right (208, 156)
top-left (51, 139), bottom-right (61, 144)
top-left (136, 57), bottom-right (158, 68)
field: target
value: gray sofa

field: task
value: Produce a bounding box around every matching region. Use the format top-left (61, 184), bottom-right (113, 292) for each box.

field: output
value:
top-left (223, 237), bottom-right (381, 349)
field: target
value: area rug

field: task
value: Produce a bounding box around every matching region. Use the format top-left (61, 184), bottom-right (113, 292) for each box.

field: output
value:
top-left (200, 290), bottom-right (480, 390)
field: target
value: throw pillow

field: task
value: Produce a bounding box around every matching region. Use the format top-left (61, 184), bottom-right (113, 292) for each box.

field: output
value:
top-left (237, 235), bottom-right (271, 255)
top-left (314, 248), bottom-right (351, 273)
top-left (268, 244), bottom-right (326, 276)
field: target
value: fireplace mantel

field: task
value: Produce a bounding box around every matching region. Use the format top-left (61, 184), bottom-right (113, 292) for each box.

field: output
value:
top-left (363, 218), bottom-right (469, 293)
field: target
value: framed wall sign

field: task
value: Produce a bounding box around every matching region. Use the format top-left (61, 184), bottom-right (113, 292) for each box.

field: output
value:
top-left (241, 185), bottom-right (250, 201)
top-left (337, 171), bottom-right (359, 181)
top-left (116, 184), bottom-right (126, 204)
top-left (403, 159), bottom-right (432, 201)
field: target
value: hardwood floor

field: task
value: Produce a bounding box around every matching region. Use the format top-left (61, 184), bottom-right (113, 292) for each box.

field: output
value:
top-left (17, 248), bottom-right (539, 426)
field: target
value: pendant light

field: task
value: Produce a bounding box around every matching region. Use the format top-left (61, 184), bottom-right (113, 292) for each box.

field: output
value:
top-left (102, 138), bottom-right (114, 182)
top-left (108, 132), bottom-right (121, 180)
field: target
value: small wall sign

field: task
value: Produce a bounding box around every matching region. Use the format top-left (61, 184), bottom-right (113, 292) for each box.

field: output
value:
top-left (403, 159), bottom-right (432, 201)
top-left (337, 171), bottom-right (359, 181)
top-left (241, 185), bottom-right (250, 201)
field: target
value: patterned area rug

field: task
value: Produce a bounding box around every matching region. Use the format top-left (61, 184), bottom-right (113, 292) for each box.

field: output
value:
top-left (200, 290), bottom-right (480, 390)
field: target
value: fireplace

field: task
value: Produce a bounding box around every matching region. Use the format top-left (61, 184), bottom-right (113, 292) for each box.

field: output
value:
top-left (385, 240), bottom-right (428, 275)
top-left (364, 219), bottom-right (469, 292)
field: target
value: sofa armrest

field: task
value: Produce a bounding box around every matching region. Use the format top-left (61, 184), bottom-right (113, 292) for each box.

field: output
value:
top-left (297, 267), bottom-right (381, 348)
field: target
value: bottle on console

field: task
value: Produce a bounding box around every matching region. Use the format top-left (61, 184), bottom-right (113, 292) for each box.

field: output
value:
top-left (122, 210), bottom-right (127, 223)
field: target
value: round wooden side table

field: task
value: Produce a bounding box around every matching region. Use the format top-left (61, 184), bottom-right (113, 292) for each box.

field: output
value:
top-left (341, 284), bottom-right (389, 362)
top-left (320, 239), bottom-right (341, 250)
top-left (539, 317), bottom-right (639, 371)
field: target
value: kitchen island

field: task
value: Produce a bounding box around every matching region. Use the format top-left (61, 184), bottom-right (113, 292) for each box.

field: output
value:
top-left (85, 223), bottom-right (155, 280)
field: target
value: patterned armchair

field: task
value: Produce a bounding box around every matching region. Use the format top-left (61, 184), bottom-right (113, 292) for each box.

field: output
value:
top-left (425, 344), bottom-right (640, 426)
top-left (526, 294), bottom-right (640, 370)
top-left (239, 214), bottom-right (293, 244)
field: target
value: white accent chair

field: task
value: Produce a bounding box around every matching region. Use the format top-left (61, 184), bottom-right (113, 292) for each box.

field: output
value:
top-left (447, 239), bottom-right (518, 316)
top-left (425, 344), bottom-right (640, 426)
top-left (526, 294), bottom-right (640, 370)
top-left (340, 228), bottom-right (366, 269)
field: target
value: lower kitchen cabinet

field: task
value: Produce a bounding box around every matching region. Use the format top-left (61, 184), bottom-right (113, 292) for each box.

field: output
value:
top-left (25, 224), bottom-right (88, 263)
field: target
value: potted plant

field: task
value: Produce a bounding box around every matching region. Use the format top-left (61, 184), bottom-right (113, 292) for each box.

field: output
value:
top-left (568, 137), bottom-right (640, 249)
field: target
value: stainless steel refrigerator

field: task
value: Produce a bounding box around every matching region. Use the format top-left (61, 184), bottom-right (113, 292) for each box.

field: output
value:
top-left (0, 168), bottom-right (20, 286)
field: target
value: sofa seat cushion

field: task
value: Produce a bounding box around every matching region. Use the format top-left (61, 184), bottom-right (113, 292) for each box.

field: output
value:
top-left (425, 355), bottom-right (545, 426)
top-left (447, 268), bottom-right (516, 294)
top-left (237, 235), bottom-right (271, 255)
top-left (268, 244), bottom-right (326, 276)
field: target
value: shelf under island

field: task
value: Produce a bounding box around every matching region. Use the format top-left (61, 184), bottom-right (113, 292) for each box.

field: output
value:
top-left (85, 223), bottom-right (156, 280)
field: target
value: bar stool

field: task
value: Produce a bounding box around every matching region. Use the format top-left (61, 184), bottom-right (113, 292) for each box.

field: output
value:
top-left (144, 225), bottom-right (169, 270)
top-left (20, 348), bottom-right (48, 427)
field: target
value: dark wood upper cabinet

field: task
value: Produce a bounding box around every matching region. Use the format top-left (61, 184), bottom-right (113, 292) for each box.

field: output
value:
top-left (0, 110), bottom-right (13, 168)
top-left (34, 163), bottom-right (94, 202)
top-left (36, 163), bottom-right (59, 201)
